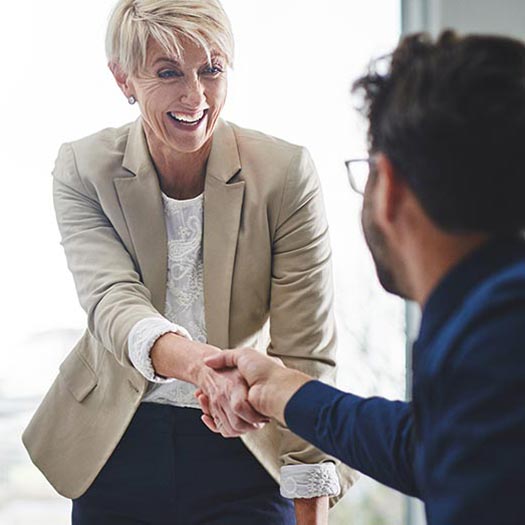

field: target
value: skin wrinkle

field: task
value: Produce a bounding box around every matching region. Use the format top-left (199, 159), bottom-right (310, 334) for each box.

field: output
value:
top-left (112, 37), bottom-right (228, 199)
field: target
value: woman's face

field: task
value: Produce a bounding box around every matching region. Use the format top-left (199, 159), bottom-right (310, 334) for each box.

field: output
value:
top-left (127, 38), bottom-right (228, 155)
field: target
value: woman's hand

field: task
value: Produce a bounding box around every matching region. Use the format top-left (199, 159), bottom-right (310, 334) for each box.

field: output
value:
top-left (195, 366), bottom-right (269, 438)
top-left (149, 334), bottom-right (269, 436)
top-left (203, 348), bottom-right (312, 425)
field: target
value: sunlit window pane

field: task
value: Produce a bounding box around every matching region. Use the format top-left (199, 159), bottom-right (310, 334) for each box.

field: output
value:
top-left (0, 1), bottom-right (404, 523)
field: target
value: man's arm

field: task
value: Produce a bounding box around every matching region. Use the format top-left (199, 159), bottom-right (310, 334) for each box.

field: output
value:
top-left (205, 350), bottom-right (420, 498)
top-left (285, 380), bottom-right (419, 498)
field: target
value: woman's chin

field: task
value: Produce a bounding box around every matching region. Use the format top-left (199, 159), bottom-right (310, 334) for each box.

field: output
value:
top-left (162, 131), bottom-right (209, 154)
top-left (163, 121), bottom-right (214, 154)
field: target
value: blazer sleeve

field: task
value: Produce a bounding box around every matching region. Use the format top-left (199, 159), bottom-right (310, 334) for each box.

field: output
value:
top-left (285, 381), bottom-right (420, 497)
top-left (52, 143), bottom-right (164, 367)
top-left (267, 147), bottom-right (341, 468)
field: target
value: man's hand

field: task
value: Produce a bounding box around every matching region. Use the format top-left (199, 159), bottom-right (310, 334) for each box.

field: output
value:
top-left (150, 334), bottom-right (268, 437)
top-left (200, 348), bottom-right (312, 425)
top-left (196, 365), bottom-right (269, 437)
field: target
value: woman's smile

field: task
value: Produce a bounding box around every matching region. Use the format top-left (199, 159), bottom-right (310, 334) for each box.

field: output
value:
top-left (124, 38), bottom-right (228, 157)
top-left (167, 108), bottom-right (209, 131)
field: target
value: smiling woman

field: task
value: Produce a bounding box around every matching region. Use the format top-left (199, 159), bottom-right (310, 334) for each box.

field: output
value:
top-left (110, 38), bottom-right (229, 198)
top-left (0, 0), bottom-right (406, 523)
top-left (20, 0), bottom-right (356, 523)
top-left (106, 0), bottom-right (233, 198)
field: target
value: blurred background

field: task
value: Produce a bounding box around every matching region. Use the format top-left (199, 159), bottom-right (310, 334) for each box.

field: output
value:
top-left (0, 0), bottom-right (523, 524)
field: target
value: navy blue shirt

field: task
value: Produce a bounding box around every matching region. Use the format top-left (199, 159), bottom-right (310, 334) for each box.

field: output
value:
top-left (285, 237), bottom-right (525, 525)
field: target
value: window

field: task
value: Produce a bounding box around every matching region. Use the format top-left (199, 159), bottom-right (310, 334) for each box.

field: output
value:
top-left (0, 1), bottom-right (405, 523)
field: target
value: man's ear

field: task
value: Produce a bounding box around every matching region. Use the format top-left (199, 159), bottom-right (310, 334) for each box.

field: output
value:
top-left (373, 153), bottom-right (405, 229)
top-left (108, 62), bottom-right (133, 98)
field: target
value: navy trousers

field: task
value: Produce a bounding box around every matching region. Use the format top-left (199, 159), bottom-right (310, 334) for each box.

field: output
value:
top-left (72, 402), bottom-right (295, 525)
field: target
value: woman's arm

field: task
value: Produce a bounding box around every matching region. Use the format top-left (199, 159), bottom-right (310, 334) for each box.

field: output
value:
top-left (268, 147), bottom-right (348, 518)
top-left (53, 142), bottom-right (265, 432)
top-left (53, 141), bottom-right (213, 378)
top-left (52, 143), bottom-right (165, 367)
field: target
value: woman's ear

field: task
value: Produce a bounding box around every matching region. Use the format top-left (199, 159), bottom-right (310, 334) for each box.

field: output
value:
top-left (108, 62), bottom-right (133, 98)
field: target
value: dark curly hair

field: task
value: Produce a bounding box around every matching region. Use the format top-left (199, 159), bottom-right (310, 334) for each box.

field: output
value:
top-left (352, 30), bottom-right (525, 233)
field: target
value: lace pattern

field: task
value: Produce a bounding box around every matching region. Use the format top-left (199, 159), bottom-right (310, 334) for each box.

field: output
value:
top-left (280, 463), bottom-right (341, 499)
top-left (128, 191), bottom-right (338, 480)
top-left (128, 193), bottom-right (206, 407)
top-left (128, 317), bottom-right (192, 383)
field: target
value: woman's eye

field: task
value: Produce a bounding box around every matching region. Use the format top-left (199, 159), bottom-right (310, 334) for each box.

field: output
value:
top-left (158, 69), bottom-right (181, 79)
top-left (203, 65), bottom-right (224, 76)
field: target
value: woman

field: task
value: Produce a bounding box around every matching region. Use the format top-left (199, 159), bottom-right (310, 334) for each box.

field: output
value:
top-left (22, 1), bottom-right (355, 523)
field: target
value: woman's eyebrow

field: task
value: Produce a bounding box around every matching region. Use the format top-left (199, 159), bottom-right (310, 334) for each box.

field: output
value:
top-left (152, 55), bottom-right (224, 68)
top-left (152, 57), bottom-right (180, 67)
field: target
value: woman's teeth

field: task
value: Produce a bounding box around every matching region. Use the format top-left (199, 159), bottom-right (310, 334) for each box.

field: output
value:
top-left (169, 110), bottom-right (205, 124)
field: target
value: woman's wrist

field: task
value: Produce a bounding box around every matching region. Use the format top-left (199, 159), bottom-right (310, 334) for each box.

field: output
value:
top-left (190, 345), bottom-right (222, 386)
top-left (150, 333), bottom-right (220, 384)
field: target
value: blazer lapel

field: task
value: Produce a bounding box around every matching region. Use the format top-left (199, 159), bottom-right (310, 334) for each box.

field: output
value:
top-left (113, 118), bottom-right (243, 345)
top-left (203, 120), bottom-right (244, 348)
top-left (115, 119), bottom-right (168, 313)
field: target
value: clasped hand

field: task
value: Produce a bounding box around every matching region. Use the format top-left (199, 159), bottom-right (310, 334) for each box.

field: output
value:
top-left (196, 349), bottom-right (292, 438)
top-left (195, 363), bottom-right (269, 437)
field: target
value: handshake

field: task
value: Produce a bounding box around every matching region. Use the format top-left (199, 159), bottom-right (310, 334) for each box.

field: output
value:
top-left (194, 349), bottom-right (312, 438)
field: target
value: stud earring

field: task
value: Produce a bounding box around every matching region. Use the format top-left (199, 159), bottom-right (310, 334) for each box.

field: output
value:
top-left (128, 95), bottom-right (136, 105)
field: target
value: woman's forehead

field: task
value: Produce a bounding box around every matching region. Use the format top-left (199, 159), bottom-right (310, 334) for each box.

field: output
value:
top-left (145, 37), bottom-right (223, 65)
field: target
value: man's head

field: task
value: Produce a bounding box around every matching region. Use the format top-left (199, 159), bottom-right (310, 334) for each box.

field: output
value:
top-left (352, 31), bottom-right (525, 299)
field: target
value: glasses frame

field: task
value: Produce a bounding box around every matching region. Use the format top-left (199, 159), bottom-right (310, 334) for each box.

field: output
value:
top-left (344, 158), bottom-right (373, 196)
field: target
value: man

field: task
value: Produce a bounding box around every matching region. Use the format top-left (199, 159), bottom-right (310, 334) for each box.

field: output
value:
top-left (198, 31), bottom-right (525, 525)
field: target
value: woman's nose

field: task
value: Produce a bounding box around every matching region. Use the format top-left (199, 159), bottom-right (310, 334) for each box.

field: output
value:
top-left (180, 75), bottom-right (205, 107)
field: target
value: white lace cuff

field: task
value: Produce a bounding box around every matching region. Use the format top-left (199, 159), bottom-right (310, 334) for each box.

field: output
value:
top-left (280, 463), bottom-right (340, 499)
top-left (128, 317), bottom-right (193, 383)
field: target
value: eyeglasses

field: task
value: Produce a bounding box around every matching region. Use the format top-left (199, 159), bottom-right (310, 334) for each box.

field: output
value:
top-left (344, 158), bottom-right (374, 195)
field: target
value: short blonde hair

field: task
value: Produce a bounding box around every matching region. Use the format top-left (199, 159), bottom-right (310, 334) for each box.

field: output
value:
top-left (105, 0), bottom-right (234, 75)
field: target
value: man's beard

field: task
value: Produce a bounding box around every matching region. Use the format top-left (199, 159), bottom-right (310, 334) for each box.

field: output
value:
top-left (361, 197), bottom-right (407, 299)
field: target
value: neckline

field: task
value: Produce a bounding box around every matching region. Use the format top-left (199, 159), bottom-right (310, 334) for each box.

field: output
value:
top-left (161, 192), bottom-right (204, 205)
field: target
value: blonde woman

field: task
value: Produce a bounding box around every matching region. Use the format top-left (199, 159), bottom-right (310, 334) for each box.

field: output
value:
top-left (23, 1), bottom-right (355, 523)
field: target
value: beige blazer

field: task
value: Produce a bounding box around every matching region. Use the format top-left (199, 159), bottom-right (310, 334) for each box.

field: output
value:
top-left (22, 118), bottom-right (357, 504)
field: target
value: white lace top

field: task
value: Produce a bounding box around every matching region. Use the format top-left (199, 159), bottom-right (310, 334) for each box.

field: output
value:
top-left (128, 191), bottom-right (340, 499)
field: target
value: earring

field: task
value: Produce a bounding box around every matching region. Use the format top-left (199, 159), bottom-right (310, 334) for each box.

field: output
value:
top-left (128, 95), bottom-right (136, 105)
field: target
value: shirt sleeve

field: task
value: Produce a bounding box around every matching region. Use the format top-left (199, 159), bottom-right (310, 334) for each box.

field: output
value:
top-left (285, 380), bottom-right (420, 498)
top-left (128, 317), bottom-right (193, 383)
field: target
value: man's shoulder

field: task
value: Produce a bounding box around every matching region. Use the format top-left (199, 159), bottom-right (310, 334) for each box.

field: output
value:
top-left (466, 258), bottom-right (525, 318)
top-left (447, 259), bottom-right (525, 366)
